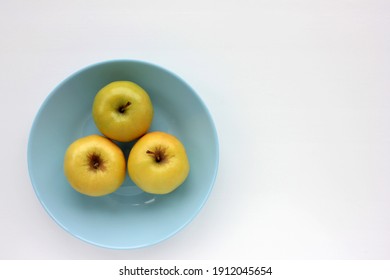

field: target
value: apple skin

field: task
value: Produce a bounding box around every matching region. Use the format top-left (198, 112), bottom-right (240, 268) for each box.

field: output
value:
top-left (92, 81), bottom-right (153, 142)
top-left (64, 134), bottom-right (126, 196)
top-left (127, 131), bottom-right (190, 194)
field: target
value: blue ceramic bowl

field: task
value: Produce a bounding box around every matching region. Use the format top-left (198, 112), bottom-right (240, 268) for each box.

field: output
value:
top-left (27, 60), bottom-right (219, 249)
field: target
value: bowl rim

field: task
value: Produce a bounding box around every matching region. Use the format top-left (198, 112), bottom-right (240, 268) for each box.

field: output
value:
top-left (27, 59), bottom-right (219, 249)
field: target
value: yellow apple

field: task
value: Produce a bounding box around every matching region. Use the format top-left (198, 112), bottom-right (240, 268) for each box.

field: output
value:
top-left (64, 134), bottom-right (126, 196)
top-left (92, 81), bottom-right (153, 142)
top-left (127, 131), bottom-right (190, 194)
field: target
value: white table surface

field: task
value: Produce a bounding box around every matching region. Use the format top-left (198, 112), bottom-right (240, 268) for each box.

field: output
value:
top-left (1, 0), bottom-right (389, 259)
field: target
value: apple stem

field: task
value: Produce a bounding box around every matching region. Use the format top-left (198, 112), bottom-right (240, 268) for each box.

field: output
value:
top-left (146, 150), bottom-right (162, 163)
top-left (118, 101), bottom-right (131, 113)
top-left (88, 153), bottom-right (105, 171)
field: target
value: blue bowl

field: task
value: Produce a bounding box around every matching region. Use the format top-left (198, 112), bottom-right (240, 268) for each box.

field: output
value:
top-left (27, 60), bottom-right (219, 249)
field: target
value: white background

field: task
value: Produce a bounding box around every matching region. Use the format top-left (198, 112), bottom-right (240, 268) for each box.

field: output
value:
top-left (1, 0), bottom-right (389, 259)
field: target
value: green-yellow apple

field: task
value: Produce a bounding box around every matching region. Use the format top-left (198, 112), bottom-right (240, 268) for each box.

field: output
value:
top-left (127, 131), bottom-right (190, 194)
top-left (92, 81), bottom-right (153, 142)
top-left (64, 134), bottom-right (126, 196)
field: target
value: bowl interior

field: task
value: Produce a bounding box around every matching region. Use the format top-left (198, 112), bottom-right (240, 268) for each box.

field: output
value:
top-left (28, 60), bottom-right (218, 248)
